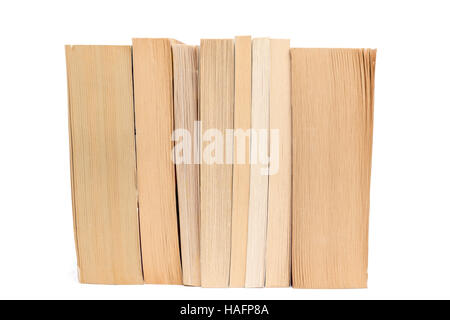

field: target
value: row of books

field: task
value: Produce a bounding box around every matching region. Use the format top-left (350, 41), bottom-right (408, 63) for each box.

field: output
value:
top-left (65, 37), bottom-right (376, 288)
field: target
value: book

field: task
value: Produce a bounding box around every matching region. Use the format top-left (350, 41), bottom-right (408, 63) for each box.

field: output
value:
top-left (132, 38), bottom-right (182, 284)
top-left (265, 39), bottom-right (291, 287)
top-left (291, 48), bottom-right (376, 288)
top-left (65, 45), bottom-right (143, 284)
top-left (229, 36), bottom-right (252, 287)
top-left (199, 39), bottom-right (235, 287)
top-left (172, 44), bottom-right (201, 286)
top-left (245, 38), bottom-right (270, 288)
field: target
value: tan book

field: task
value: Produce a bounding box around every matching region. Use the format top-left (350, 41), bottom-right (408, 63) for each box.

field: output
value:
top-left (229, 36), bottom-right (252, 287)
top-left (266, 39), bottom-right (291, 287)
top-left (199, 39), bottom-right (234, 287)
top-left (291, 48), bottom-right (376, 288)
top-left (65, 45), bottom-right (143, 284)
top-left (172, 44), bottom-right (201, 286)
top-left (132, 38), bottom-right (182, 284)
top-left (246, 38), bottom-right (270, 288)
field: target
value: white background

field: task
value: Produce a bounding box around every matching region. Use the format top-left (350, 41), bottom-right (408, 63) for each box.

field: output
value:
top-left (0, 0), bottom-right (449, 300)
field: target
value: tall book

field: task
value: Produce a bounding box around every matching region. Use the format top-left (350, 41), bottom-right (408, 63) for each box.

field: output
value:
top-left (229, 36), bottom-right (252, 287)
top-left (65, 45), bottom-right (143, 284)
top-left (199, 39), bottom-right (234, 287)
top-left (132, 38), bottom-right (182, 284)
top-left (266, 39), bottom-right (291, 287)
top-left (172, 44), bottom-right (201, 286)
top-left (291, 48), bottom-right (376, 288)
top-left (246, 38), bottom-right (270, 288)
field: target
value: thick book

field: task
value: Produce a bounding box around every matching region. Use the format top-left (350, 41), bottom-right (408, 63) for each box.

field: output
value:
top-left (245, 38), bottom-right (270, 288)
top-left (65, 45), bottom-right (143, 284)
top-left (172, 44), bottom-right (201, 286)
top-left (199, 39), bottom-right (235, 287)
top-left (291, 48), bottom-right (376, 288)
top-left (229, 36), bottom-right (252, 287)
top-left (266, 39), bottom-right (292, 287)
top-left (132, 38), bottom-right (182, 284)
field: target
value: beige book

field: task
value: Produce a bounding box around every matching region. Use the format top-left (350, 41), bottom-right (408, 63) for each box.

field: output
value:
top-left (246, 38), bottom-right (270, 288)
top-left (172, 44), bottom-right (201, 286)
top-left (132, 38), bottom-right (182, 284)
top-left (65, 45), bottom-right (143, 284)
top-left (229, 36), bottom-right (252, 287)
top-left (199, 39), bottom-right (234, 287)
top-left (291, 48), bottom-right (376, 289)
top-left (265, 39), bottom-right (291, 287)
